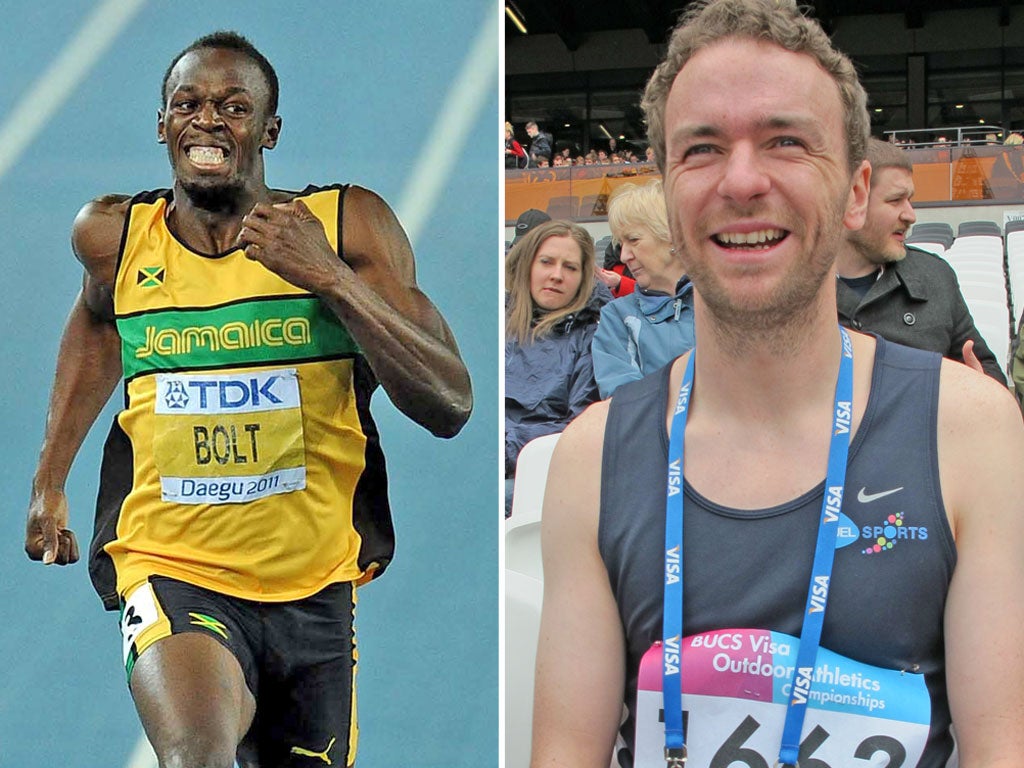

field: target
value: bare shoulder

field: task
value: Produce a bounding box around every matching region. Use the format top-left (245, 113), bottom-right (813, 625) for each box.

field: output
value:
top-left (937, 357), bottom-right (1022, 429)
top-left (340, 185), bottom-right (414, 280)
top-left (544, 401), bottom-right (610, 530)
top-left (71, 194), bottom-right (131, 286)
top-left (551, 399), bottom-right (610, 470)
top-left (937, 358), bottom-right (1024, 536)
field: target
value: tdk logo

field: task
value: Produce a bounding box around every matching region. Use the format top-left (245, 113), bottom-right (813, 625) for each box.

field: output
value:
top-left (155, 369), bottom-right (299, 417)
top-left (164, 380), bottom-right (190, 409)
top-left (184, 376), bottom-right (283, 410)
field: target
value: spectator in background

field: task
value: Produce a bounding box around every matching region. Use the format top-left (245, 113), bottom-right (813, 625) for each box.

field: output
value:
top-left (597, 149), bottom-right (609, 164)
top-left (836, 138), bottom-right (1005, 383)
top-left (505, 221), bottom-right (604, 515)
top-left (591, 179), bottom-right (694, 398)
top-left (552, 155), bottom-right (566, 167)
top-left (525, 120), bottom-right (553, 166)
top-left (510, 208), bottom-right (551, 250)
top-left (1012, 326), bottom-right (1024, 412)
top-left (505, 121), bottom-right (527, 169)
top-left (595, 239), bottom-right (636, 298)
top-left (644, 146), bottom-right (655, 163)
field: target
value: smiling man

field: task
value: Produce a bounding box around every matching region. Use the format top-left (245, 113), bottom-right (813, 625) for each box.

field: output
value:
top-left (531, 1), bottom-right (1024, 767)
top-left (24, 31), bottom-right (471, 768)
top-left (836, 137), bottom-right (1004, 382)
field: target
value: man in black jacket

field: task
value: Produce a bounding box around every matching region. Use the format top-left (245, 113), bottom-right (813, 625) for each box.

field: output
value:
top-left (525, 121), bottom-right (553, 166)
top-left (836, 138), bottom-right (1005, 383)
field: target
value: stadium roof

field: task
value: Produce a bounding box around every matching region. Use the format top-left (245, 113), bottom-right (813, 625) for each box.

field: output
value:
top-left (504, 0), bottom-right (1021, 49)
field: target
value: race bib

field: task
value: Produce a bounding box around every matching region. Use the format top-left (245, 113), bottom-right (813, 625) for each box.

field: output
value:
top-left (120, 581), bottom-right (159, 666)
top-left (153, 369), bottom-right (306, 504)
top-left (635, 628), bottom-right (930, 767)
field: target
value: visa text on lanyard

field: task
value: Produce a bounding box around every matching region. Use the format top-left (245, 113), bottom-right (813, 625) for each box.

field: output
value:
top-left (661, 326), bottom-right (854, 767)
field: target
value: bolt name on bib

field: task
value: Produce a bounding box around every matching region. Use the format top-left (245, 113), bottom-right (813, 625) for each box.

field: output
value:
top-left (193, 423), bottom-right (261, 465)
top-left (153, 369), bottom-right (306, 504)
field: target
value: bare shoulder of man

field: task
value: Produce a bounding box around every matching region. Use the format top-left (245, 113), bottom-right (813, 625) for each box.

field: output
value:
top-left (71, 194), bottom-right (130, 316)
top-left (936, 358), bottom-right (1024, 759)
top-left (533, 399), bottom-right (626, 768)
top-left (338, 185), bottom-right (416, 283)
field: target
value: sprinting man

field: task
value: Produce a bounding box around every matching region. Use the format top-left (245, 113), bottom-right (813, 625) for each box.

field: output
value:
top-left (25, 31), bottom-right (471, 768)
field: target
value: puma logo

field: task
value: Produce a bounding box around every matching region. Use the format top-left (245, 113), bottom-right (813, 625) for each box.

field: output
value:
top-left (290, 736), bottom-right (336, 765)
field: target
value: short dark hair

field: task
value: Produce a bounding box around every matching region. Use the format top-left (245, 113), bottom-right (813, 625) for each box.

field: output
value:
top-left (161, 31), bottom-right (279, 115)
top-left (866, 137), bottom-right (914, 183)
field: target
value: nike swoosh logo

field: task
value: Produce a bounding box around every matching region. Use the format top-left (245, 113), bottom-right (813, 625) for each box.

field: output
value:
top-left (857, 486), bottom-right (904, 503)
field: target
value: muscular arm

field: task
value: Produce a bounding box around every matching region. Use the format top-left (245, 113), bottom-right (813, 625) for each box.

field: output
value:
top-left (25, 196), bottom-right (126, 564)
top-left (938, 361), bottom-right (1024, 763)
top-left (531, 402), bottom-right (625, 767)
top-left (238, 187), bottom-right (472, 438)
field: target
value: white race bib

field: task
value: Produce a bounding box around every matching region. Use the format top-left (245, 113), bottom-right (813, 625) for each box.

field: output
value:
top-left (153, 368), bottom-right (306, 504)
top-left (635, 628), bottom-right (930, 767)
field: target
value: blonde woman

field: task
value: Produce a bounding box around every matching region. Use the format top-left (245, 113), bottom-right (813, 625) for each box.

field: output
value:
top-left (591, 178), bottom-right (695, 398)
top-left (505, 121), bottom-right (527, 168)
top-left (505, 220), bottom-right (604, 514)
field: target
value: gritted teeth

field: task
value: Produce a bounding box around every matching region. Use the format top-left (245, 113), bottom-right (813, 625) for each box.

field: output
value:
top-left (188, 146), bottom-right (226, 164)
top-left (714, 228), bottom-right (786, 248)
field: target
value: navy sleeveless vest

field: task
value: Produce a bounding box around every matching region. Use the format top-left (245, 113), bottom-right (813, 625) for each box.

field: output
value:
top-left (599, 337), bottom-right (955, 767)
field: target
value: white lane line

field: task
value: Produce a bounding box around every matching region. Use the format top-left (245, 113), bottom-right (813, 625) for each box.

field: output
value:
top-left (0, 0), bottom-right (147, 183)
top-left (395, 3), bottom-right (500, 246)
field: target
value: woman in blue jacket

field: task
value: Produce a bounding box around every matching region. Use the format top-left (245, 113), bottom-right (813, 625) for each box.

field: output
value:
top-left (591, 179), bottom-right (696, 398)
top-left (505, 220), bottom-right (603, 515)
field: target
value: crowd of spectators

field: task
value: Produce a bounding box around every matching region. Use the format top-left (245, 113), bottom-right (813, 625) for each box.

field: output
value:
top-left (505, 146), bottom-right (1024, 516)
top-left (505, 120), bottom-right (654, 169)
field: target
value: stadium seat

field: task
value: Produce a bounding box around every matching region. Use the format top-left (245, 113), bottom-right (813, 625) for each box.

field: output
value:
top-left (505, 433), bottom-right (561, 766)
top-left (1005, 219), bottom-right (1024, 236)
top-left (958, 220), bottom-right (1002, 238)
top-left (545, 195), bottom-right (579, 219)
top-left (505, 569), bottom-right (544, 768)
top-left (580, 194), bottom-right (602, 217)
top-left (963, 298), bottom-right (1012, 379)
top-left (507, 432), bottom-right (561, 581)
top-left (908, 222), bottom-right (954, 251)
top-left (905, 239), bottom-right (947, 256)
top-left (1005, 225), bottom-right (1024, 325)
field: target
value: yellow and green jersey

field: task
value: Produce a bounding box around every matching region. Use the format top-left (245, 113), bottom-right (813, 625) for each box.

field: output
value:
top-left (89, 185), bottom-right (394, 609)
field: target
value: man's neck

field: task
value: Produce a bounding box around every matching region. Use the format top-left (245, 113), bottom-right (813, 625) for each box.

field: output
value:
top-left (168, 180), bottom-right (271, 253)
top-left (835, 241), bottom-right (879, 278)
top-left (690, 286), bottom-right (844, 421)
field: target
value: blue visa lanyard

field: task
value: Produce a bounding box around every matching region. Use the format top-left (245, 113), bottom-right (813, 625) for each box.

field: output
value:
top-left (661, 326), bottom-right (854, 767)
